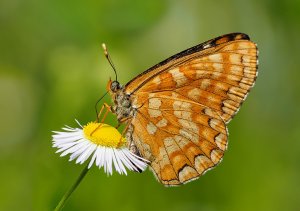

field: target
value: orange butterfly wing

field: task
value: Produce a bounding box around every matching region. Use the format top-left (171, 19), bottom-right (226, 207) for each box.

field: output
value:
top-left (130, 94), bottom-right (227, 185)
top-left (125, 33), bottom-right (258, 186)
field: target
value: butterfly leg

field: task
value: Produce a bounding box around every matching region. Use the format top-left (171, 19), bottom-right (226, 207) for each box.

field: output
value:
top-left (115, 117), bottom-right (132, 142)
top-left (120, 118), bottom-right (132, 136)
top-left (97, 103), bottom-right (111, 123)
top-left (115, 122), bottom-right (121, 129)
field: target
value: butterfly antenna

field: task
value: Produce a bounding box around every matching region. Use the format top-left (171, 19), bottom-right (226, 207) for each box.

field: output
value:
top-left (95, 91), bottom-right (108, 119)
top-left (102, 43), bottom-right (118, 82)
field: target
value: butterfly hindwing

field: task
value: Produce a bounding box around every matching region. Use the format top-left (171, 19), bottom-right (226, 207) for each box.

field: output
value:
top-left (128, 92), bottom-right (227, 185)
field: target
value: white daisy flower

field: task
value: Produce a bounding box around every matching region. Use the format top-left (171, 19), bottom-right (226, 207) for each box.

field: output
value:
top-left (52, 120), bottom-right (148, 175)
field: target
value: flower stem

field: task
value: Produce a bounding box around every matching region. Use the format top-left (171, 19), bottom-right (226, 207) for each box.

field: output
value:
top-left (54, 164), bottom-right (90, 211)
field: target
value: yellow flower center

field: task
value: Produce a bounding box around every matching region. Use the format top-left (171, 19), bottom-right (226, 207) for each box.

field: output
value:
top-left (83, 122), bottom-right (126, 148)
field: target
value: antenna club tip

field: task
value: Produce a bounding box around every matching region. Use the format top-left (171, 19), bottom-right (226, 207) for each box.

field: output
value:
top-left (102, 43), bottom-right (108, 55)
top-left (101, 43), bottom-right (118, 81)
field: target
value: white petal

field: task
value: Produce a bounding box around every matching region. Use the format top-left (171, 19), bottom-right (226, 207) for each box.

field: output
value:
top-left (112, 148), bottom-right (126, 174)
top-left (105, 148), bottom-right (113, 175)
top-left (117, 150), bottom-right (137, 171)
top-left (60, 139), bottom-right (86, 156)
top-left (55, 138), bottom-right (83, 149)
top-left (128, 150), bottom-right (149, 162)
top-left (53, 136), bottom-right (82, 148)
top-left (70, 141), bottom-right (91, 161)
top-left (62, 127), bottom-right (78, 132)
top-left (98, 146), bottom-right (106, 168)
top-left (63, 125), bottom-right (75, 130)
top-left (95, 147), bottom-right (102, 167)
top-left (75, 119), bottom-right (83, 128)
top-left (88, 148), bottom-right (98, 169)
top-left (111, 149), bottom-right (121, 174)
top-left (55, 142), bottom-right (78, 153)
top-left (52, 131), bottom-right (83, 140)
top-left (113, 149), bottom-right (127, 175)
top-left (123, 150), bottom-right (148, 171)
top-left (77, 144), bottom-right (97, 164)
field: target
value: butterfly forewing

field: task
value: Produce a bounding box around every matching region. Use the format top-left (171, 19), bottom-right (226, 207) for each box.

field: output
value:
top-left (128, 38), bottom-right (257, 124)
top-left (117, 33), bottom-right (257, 186)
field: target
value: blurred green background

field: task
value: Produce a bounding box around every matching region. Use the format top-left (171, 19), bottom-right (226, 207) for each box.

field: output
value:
top-left (1, 0), bottom-right (300, 210)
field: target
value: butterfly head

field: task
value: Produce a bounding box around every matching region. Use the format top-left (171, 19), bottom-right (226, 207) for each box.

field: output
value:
top-left (107, 79), bottom-right (122, 93)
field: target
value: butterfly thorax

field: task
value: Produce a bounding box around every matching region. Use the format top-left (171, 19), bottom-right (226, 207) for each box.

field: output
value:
top-left (108, 81), bottom-right (136, 121)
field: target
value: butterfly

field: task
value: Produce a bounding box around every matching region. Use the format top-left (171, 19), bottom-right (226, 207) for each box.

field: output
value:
top-left (102, 33), bottom-right (258, 186)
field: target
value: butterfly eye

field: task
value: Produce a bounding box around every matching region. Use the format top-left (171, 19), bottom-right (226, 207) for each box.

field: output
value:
top-left (111, 81), bottom-right (120, 92)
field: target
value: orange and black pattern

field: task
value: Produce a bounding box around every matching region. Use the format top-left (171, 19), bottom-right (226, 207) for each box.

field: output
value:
top-left (109, 33), bottom-right (258, 186)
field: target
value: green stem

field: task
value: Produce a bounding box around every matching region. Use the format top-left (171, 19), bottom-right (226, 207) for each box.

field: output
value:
top-left (54, 164), bottom-right (90, 211)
